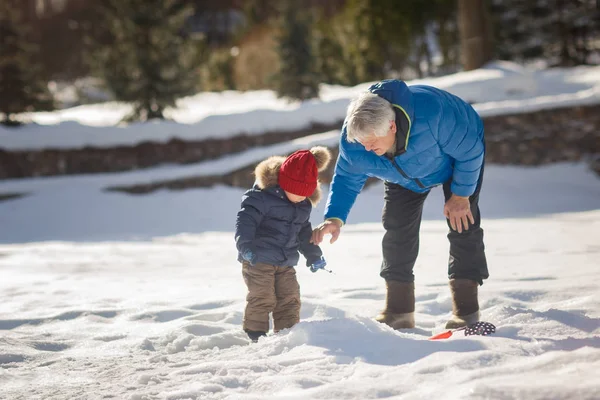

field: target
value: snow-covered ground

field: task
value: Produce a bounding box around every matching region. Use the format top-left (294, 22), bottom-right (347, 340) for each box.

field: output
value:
top-left (1, 63), bottom-right (599, 399)
top-left (1, 62), bottom-right (599, 150)
top-left (1, 202), bottom-right (599, 399)
top-left (1, 159), bottom-right (599, 399)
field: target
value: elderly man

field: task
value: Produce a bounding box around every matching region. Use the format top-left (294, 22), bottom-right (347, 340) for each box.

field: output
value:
top-left (311, 79), bottom-right (488, 330)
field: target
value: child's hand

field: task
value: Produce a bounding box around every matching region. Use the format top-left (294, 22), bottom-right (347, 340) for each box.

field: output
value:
top-left (241, 249), bottom-right (257, 266)
top-left (309, 257), bottom-right (327, 273)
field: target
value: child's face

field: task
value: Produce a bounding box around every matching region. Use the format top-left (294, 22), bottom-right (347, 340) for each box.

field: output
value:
top-left (284, 191), bottom-right (307, 203)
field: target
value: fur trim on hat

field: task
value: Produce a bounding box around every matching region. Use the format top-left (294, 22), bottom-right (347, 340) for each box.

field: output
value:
top-left (254, 156), bottom-right (285, 190)
top-left (254, 149), bottom-right (331, 206)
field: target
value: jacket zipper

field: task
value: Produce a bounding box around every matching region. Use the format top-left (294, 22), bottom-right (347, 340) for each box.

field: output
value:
top-left (389, 159), bottom-right (426, 189)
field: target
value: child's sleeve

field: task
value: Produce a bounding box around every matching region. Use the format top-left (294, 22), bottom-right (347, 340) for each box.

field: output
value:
top-left (235, 191), bottom-right (265, 254)
top-left (298, 220), bottom-right (323, 266)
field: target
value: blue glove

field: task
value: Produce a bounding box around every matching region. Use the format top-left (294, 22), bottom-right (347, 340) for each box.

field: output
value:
top-left (241, 249), bottom-right (257, 266)
top-left (309, 257), bottom-right (327, 273)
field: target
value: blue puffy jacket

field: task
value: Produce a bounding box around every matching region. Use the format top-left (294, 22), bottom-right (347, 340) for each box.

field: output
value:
top-left (325, 79), bottom-right (485, 224)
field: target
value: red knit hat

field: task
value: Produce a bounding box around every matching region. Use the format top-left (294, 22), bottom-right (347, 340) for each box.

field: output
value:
top-left (278, 150), bottom-right (318, 197)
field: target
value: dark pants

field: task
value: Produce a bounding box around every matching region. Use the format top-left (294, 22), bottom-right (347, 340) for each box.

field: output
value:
top-left (380, 169), bottom-right (489, 285)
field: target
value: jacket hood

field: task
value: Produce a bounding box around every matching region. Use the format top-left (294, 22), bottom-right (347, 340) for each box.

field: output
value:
top-left (368, 79), bottom-right (414, 153)
top-left (367, 79), bottom-right (415, 123)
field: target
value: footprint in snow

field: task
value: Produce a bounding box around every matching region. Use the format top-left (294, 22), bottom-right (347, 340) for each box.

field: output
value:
top-left (131, 310), bottom-right (194, 323)
top-left (187, 300), bottom-right (235, 311)
top-left (341, 291), bottom-right (385, 300)
top-left (31, 341), bottom-right (71, 352)
top-left (502, 290), bottom-right (546, 302)
top-left (0, 354), bottom-right (26, 365)
top-left (94, 334), bottom-right (127, 342)
top-left (185, 324), bottom-right (225, 336)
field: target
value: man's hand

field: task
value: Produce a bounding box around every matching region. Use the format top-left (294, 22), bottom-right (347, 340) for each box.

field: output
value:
top-left (311, 219), bottom-right (342, 245)
top-left (444, 194), bottom-right (474, 233)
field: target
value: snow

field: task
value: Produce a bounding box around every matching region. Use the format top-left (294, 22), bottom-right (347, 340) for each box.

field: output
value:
top-left (1, 184), bottom-right (599, 399)
top-left (1, 146), bottom-right (599, 242)
top-left (0, 130), bottom-right (339, 194)
top-left (1, 62), bottom-right (599, 150)
top-left (1, 63), bottom-right (600, 399)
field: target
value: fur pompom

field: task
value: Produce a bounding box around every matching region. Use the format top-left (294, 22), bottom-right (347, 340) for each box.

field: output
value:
top-left (309, 146), bottom-right (332, 172)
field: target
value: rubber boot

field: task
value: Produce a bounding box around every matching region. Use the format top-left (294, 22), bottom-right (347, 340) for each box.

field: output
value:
top-left (375, 280), bottom-right (415, 329)
top-left (445, 279), bottom-right (480, 329)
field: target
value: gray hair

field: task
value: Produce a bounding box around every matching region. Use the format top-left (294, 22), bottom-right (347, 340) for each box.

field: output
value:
top-left (346, 92), bottom-right (395, 143)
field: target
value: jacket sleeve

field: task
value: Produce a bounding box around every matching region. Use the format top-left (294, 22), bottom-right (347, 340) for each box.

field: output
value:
top-left (435, 97), bottom-right (485, 197)
top-left (235, 190), bottom-right (265, 254)
top-left (298, 220), bottom-right (323, 266)
top-left (324, 141), bottom-right (369, 224)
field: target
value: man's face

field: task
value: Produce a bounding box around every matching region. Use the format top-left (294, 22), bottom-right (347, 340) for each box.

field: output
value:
top-left (357, 120), bottom-right (397, 156)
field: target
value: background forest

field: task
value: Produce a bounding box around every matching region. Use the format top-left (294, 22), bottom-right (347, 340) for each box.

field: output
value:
top-left (1, 0), bottom-right (598, 123)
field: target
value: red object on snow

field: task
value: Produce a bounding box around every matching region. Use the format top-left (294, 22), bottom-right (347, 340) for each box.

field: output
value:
top-left (429, 330), bottom-right (454, 340)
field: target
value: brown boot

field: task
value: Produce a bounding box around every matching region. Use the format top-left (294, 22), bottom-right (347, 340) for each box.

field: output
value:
top-left (375, 280), bottom-right (415, 329)
top-left (445, 279), bottom-right (480, 329)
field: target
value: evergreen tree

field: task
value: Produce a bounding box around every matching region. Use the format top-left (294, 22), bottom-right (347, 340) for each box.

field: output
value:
top-left (313, 18), bottom-right (348, 85)
top-left (273, 1), bottom-right (320, 101)
top-left (0, 0), bottom-right (53, 126)
top-left (350, 0), bottom-right (391, 80)
top-left (489, 0), bottom-right (551, 62)
top-left (331, 0), bottom-right (428, 81)
top-left (432, 0), bottom-right (460, 75)
top-left (91, 0), bottom-right (198, 121)
top-left (490, 0), bottom-right (599, 66)
top-left (313, 8), bottom-right (361, 86)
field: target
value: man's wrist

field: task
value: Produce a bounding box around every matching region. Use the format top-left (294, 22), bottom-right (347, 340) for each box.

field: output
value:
top-left (326, 217), bottom-right (344, 227)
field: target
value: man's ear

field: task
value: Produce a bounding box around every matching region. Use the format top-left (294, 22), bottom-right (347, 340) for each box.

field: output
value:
top-left (390, 119), bottom-right (397, 134)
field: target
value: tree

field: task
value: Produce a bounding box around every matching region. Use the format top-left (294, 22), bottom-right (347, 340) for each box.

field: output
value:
top-left (32, 1), bottom-right (100, 82)
top-left (457, 0), bottom-right (493, 71)
top-left (489, 0), bottom-right (599, 67)
top-left (91, 0), bottom-right (199, 121)
top-left (0, 0), bottom-right (53, 126)
top-left (273, 0), bottom-right (320, 100)
top-left (242, 0), bottom-right (279, 26)
top-left (489, 0), bottom-right (548, 62)
top-left (432, 0), bottom-right (460, 75)
top-left (549, 0), bottom-right (598, 66)
top-left (313, 16), bottom-right (349, 85)
top-left (322, 0), bottom-right (435, 82)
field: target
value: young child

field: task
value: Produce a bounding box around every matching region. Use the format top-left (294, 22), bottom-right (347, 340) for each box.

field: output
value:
top-left (235, 146), bottom-right (331, 342)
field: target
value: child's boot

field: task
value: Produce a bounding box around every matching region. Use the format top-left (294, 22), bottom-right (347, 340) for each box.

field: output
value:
top-left (245, 330), bottom-right (267, 343)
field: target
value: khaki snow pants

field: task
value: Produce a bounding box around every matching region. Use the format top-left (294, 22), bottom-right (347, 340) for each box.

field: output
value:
top-left (242, 262), bottom-right (300, 333)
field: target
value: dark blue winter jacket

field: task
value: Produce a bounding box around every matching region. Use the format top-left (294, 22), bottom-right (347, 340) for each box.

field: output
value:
top-left (325, 79), bottom-right (485, 223)
top-left (235, 185), bottom-right (323, 267)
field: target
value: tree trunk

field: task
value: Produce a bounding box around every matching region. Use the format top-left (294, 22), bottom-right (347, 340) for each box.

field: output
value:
top-left (457, 0), bottom-right (493, 71)
top-left (423, 36), bottom-right (433, 76)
